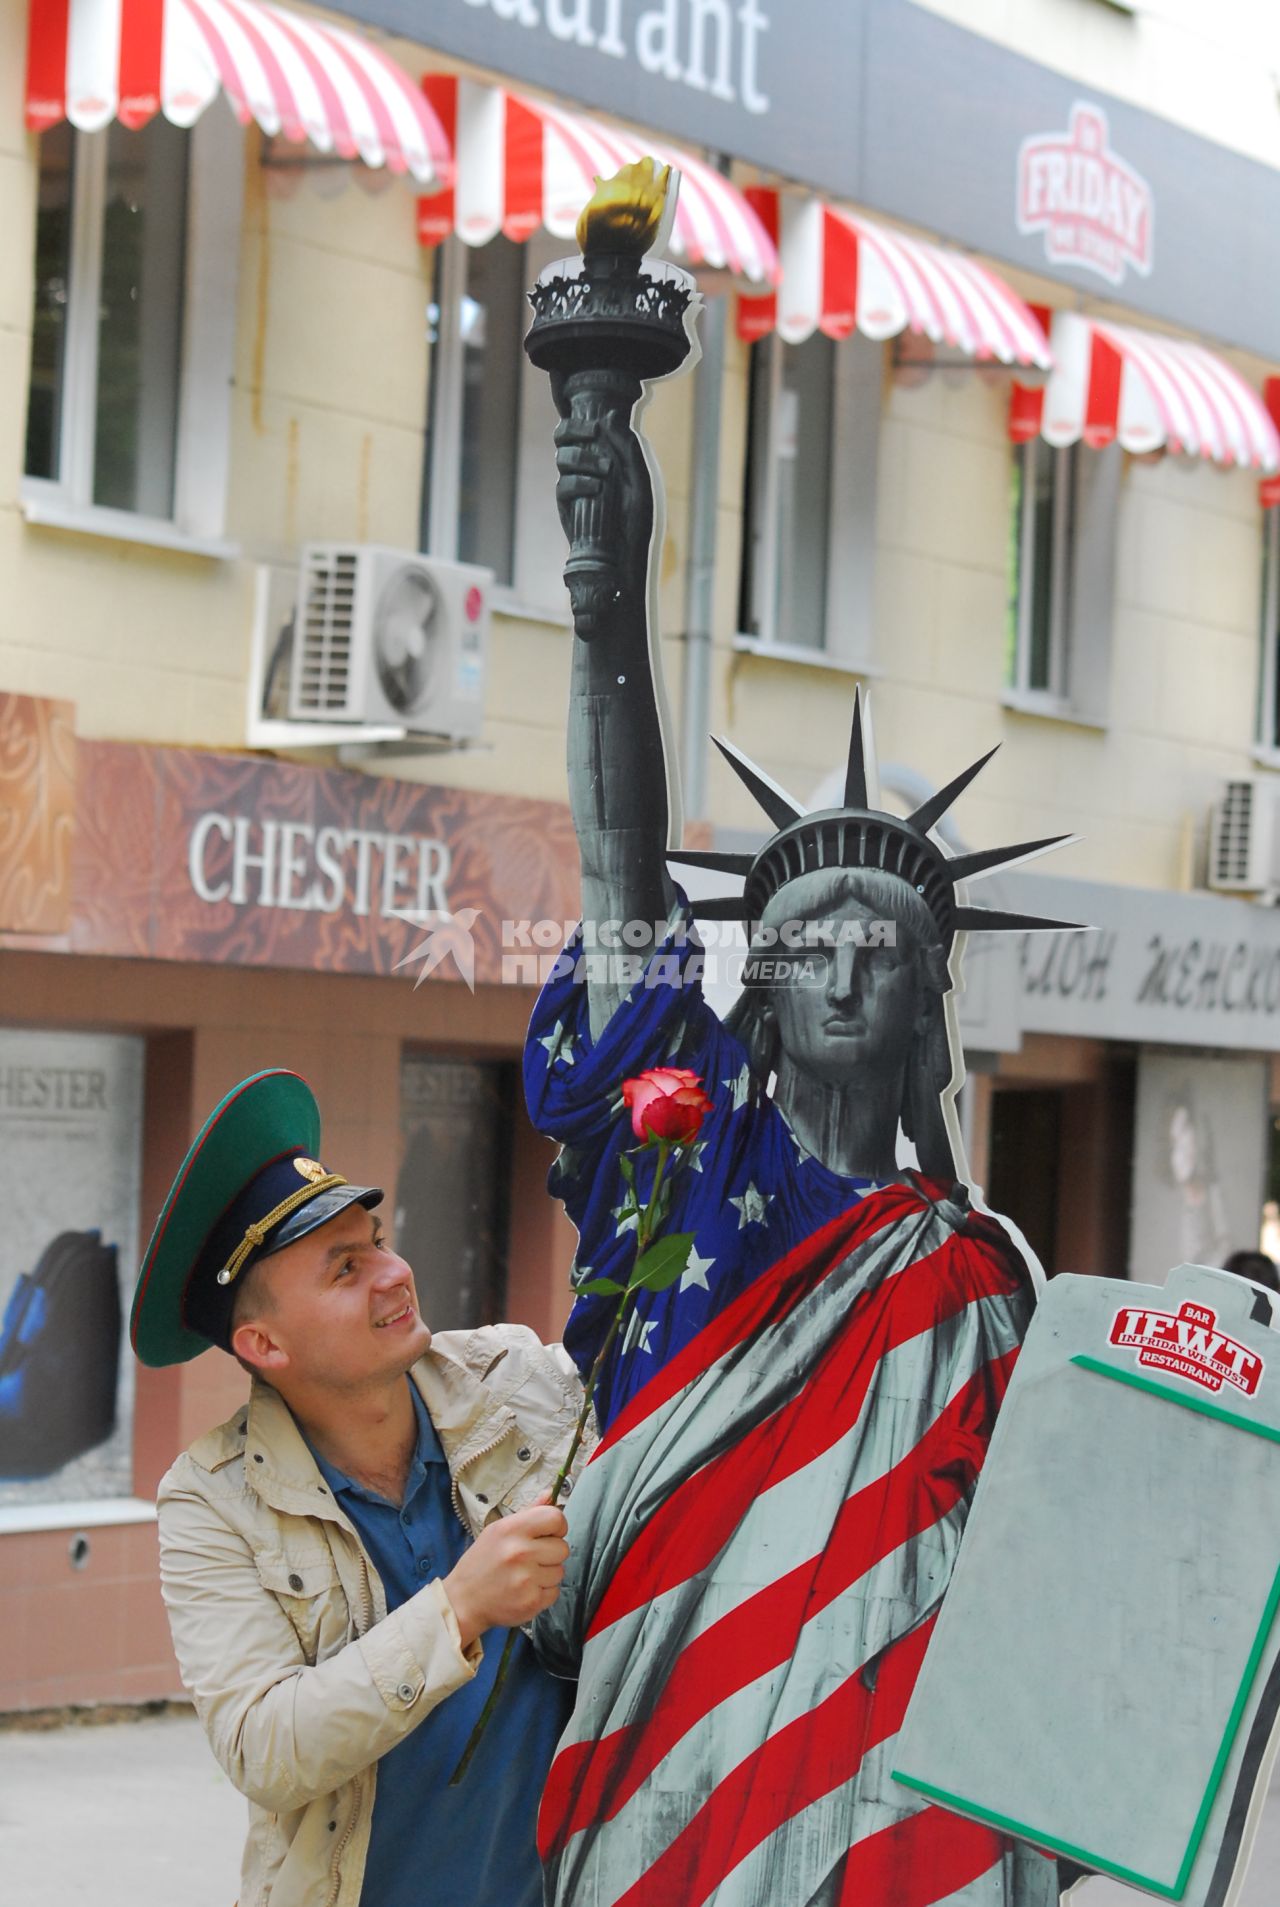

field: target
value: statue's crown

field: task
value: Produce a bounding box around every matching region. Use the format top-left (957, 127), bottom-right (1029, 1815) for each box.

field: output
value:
top-left (669, 690), bottom-right (1081, 950)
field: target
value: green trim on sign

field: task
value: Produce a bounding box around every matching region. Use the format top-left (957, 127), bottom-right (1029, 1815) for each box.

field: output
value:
top-left (887, 1772), bottom-right (1182, 1898)
top-left (893, 1353), bottom-right (1280, 1902)
top-left (1071, 1354), bottom-right (1280, 1446)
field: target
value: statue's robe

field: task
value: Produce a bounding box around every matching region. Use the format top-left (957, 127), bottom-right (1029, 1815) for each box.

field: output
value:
top-left (525, 918), bottom-right (1060, 1907)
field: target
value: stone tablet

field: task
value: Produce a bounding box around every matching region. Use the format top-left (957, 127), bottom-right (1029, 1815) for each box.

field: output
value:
top-left (893, 1261), bottom-right (1280, 1906)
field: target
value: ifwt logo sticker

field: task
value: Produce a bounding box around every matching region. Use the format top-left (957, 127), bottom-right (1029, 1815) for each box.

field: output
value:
top-left (1109, 1301), bottom-right (1263, 1399)
top-left (1017, 104), bottom-right (1153, 288)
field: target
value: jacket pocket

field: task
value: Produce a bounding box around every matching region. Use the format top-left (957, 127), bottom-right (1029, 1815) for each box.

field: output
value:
top-left (254, 1553), bottom-right (348, 1663)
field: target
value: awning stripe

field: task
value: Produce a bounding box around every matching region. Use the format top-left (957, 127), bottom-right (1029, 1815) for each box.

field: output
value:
top-left (737, 189), bottom-right (1051, 369)
top-left (1012, 310), bottom-right (1280, 473)
top-left (24, 0), bottom-right (451, 183)
top-left (416, 73), bottom-right (779, 288)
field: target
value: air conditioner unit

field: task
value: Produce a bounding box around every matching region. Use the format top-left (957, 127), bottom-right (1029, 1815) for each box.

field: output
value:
top-left (1207, 778), bottom-right (1280, 894)
top-left (286, 544), bottom-right (490, 739)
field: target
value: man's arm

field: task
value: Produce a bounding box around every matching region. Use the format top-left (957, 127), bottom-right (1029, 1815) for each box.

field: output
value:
top-left (158, 1480), bottom-right (568, 1812)
top-left (553, 398), bottom-right (678, 1037)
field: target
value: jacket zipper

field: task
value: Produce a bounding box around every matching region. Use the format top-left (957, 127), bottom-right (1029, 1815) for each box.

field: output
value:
top-left (325, 1775), bottom-right (362, 1907)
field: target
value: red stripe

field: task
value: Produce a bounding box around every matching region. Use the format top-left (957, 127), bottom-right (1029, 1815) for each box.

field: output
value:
top-left (118, 0), bottom-right (165, 128)
top-left (736, 184), bottom-right (778, 341)
top-left (25, 0), bottom-right (71, 131)
top-left (835, 1804), bottom-right (1007, 1907)
top-left (310, 18), bottom-right (402, 167)
top-left (821, 203), bottom-right (860, 339)
top-left (606, 1617), bottom-right (938, 1907)
top-left (589, 1228), bottom-right (1018, 1638)
top-left (1084, 330), bottom-right (1124, 450)
top-left (418, 72), bottom-right (457, 240)
top-left (541, 1347), bottom-right (1018, 1859)
top-left (1008, 382), bottom-right (1045, 444)
top-left (504, 92), bottom-right (545, 244)
top-left (596, 1180), bottom-right (937, 1457)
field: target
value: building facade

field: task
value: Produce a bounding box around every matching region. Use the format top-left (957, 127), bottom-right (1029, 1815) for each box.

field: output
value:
top-left (4, 0), bottom-right (1280, 1708)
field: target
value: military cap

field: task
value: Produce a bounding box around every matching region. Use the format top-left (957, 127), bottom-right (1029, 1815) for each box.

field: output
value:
top-left (131, 1069), bottom-right (382, 1368)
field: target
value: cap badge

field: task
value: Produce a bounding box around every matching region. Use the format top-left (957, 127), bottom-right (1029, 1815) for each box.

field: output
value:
top-left (294, 1157), bottom-right (327, 1183)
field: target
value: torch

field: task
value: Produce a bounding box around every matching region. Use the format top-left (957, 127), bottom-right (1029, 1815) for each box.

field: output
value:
top-left (523, 159), bottom-right (697, 638)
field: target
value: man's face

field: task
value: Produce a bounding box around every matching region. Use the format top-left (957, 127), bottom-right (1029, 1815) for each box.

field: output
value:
top-left (769, 910), bottom-right (925, 1090)
top-left (236, 1206), bottom-right (431, 1393)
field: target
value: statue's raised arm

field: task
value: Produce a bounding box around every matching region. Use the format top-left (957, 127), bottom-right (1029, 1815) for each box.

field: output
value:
top-left (524, 163), bottom-right (696, 1036)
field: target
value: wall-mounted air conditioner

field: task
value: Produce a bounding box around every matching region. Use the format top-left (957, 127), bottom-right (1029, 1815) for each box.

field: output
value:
top-left (285, 544), bottom-right (490, 741)
top-left (1207, 778), bottom-right (1280, 895)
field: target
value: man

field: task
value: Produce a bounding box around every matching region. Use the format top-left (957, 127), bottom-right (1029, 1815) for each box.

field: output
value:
top-left (522, 385), bottom-right (1078, 1905)
top-left (131, 1067), bottom-right (588, 1907)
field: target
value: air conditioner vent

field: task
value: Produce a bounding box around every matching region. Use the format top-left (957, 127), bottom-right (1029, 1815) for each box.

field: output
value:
top-left (1208, 777), bottom-right (1280, 895)
top-left (284, 544), bottom-right (491, 739)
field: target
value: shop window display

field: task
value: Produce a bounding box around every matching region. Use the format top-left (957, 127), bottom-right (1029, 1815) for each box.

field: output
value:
top-left (0, 1029), bottom-right (143, 1507)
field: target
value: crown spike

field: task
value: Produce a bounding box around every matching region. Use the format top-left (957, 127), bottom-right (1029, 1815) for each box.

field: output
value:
top-left (712, 737), bottom-right (805, 833)
top-left (946, 833), bottom-right (1077, 884)
top-left (687, 894), bottom-right (752, 920)
top-left (953, 905), bottom-right (1087, 935)
top-left (843, 686), bottom-right (869, 809)
top-left (667, 848), bottom-right (756, 875)
top-left (907, 745), bottom-right (1000, 837)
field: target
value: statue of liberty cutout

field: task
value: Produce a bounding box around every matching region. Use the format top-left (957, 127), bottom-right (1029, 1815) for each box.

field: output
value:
top-left (522, 162), bottom-right (1079, 1907)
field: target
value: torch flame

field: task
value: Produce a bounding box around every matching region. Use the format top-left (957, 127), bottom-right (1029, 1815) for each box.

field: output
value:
top-left (576, 157), bottom-right (673, 257)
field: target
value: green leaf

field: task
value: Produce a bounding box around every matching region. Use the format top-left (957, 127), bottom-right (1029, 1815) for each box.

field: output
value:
top-left (627, 1232), bottom-right (695, 1294)
top-left (619, 1153), bottom-right (636, 1189)
top-left (577, 1275), bottom-right (627, 1296)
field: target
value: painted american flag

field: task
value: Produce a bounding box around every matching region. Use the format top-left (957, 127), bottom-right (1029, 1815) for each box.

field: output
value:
top-left (526, 919), bottom-right (1060, 1906)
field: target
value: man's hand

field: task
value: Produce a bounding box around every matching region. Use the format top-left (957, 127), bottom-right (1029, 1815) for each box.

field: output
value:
top-left (442, 1493), bottom-right (570, 1648)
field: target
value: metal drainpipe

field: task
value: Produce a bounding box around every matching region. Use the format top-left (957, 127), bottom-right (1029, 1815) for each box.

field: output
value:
top-left (680, 213), bottom-right (728, 824)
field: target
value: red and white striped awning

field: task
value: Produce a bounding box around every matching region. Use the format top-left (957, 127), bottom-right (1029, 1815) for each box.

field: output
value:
top-left (1009, 309), bottom-right (1280, 473)
top-left (24, 0), bottom-right (452, 184)
top-left (737, 188), bottom-right (1052, 369)
top-left (417, 74), bottom-right (778, 287)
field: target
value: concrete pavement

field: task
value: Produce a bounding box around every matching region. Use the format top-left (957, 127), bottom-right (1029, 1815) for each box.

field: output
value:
top-left (2, 1704), bottom-right (1280, 1905)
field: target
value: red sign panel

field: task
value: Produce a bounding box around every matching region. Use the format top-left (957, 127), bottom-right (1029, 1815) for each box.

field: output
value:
top-left (1017, 103), bottom-right (1153, 288)
top-left (1109, 1300), bottom-right (1263, 1399)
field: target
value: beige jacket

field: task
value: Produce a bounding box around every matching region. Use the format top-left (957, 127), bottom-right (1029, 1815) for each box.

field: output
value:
top-left (157, 1326), bottom-right (591, 1907)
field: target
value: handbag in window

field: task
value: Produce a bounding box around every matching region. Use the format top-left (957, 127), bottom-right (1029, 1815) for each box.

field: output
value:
top-left (0, 1230), bottom-right (122, 1480)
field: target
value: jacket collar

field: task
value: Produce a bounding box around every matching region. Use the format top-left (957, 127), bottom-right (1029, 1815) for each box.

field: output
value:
top-left (237, 1331), bottom-right (525, 1515)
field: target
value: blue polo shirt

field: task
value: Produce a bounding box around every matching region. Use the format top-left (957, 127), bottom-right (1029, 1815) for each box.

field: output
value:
top-left (309, 1382), bottom-right (571, 1907)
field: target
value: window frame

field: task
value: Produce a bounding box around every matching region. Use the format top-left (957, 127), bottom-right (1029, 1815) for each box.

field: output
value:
top-left (420, 231), bottom-right (571, 623)
top-left (1005, 434), bottom-right (1119, 729)
top-left (736, 328), bottom-right (880, 669)
top-left (20, 111), bottom-right (242, 558)
top-left (1257, 508), bottom-right (1280, 754)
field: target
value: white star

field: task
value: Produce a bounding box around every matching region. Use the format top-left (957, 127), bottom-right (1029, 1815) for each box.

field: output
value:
top-left (722, 1064), bottom-right (752, 1112)
top-left (686, 1139), bottom-right (708, 1175)
top-left (730, 1181), bottom-right (774, 1229)
top-left (622, 1310), bottom-right (657, 1355)
top-left (665, 1023), bottom-right (686, 1059)
top-left (680, 1246), bottom-right (715, 1292)
top-left (612, 1201), bottom-right (639, 1238)
top-left (538, 1020), bottom-right (576, 1067)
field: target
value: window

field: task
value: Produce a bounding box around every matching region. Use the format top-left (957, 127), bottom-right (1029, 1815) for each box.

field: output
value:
top-left (22, 112), bottom-right (242, 548)
top-left (737, 330), bottom-right (880, 662)
top-left (420, 235), bottom-right (566, 611)
top-left (1005, 437), bottom-right (1120, 723)
top-left (1259, 510), bottom-right (1280, 751)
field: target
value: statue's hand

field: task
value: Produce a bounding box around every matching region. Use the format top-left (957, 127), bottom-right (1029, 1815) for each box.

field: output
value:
top-left (553, 405), bottom-right (654, 609)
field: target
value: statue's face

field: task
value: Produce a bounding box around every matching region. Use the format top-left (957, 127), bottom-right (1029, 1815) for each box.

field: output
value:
top-left (769, 908), bottom-right (925, 1089)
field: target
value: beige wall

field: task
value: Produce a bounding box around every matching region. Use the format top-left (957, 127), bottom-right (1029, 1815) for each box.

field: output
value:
top-left (0, 6), bottom-right (1275, 893)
